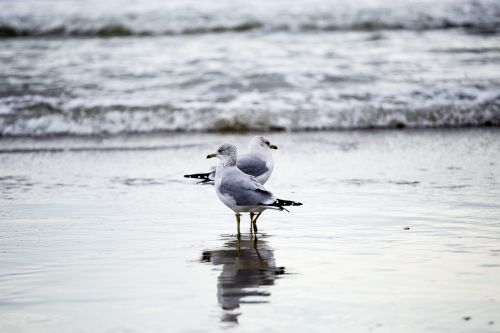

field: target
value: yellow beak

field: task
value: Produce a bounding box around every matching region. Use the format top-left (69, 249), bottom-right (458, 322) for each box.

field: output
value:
top-left (206, 153), bottom-right (217, 159)
top-left (269, 144), bottom-right (278, 149)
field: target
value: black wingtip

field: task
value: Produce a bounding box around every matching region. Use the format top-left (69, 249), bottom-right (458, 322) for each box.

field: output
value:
top-left (184, 172), bottom-right (212, 180)
top-left (267, 198), bottom-right (303, 210)
top-left (276, 199), bottom-right (303, 206)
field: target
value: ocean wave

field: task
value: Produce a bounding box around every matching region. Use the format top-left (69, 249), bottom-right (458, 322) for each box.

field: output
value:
top-left (1, 91), bottom-right (499, 136)
top-left (1, 0), bottom-right (500, 38)
top-left (0, 19), bottom-right (498, 38)
top-left (0, 22), bottom-right (268, 38)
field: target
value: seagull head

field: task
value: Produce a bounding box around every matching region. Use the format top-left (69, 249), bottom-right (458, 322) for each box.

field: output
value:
top-left (207, 143), bottom-right (238, 166)
top-left (249, 136), bottom-right (278, 152)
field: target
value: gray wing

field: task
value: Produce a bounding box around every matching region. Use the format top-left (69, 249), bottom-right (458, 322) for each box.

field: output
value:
top-left (219, 171), bottom-right (274, 206)
top-left (237, 154), bottom-right (268, 178)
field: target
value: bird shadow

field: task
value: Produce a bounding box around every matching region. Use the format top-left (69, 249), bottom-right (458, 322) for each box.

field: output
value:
top-left (200, 235), bottom-right (286, 325)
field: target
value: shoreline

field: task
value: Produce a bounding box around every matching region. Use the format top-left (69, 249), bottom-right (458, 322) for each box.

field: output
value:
top-left (0, 125), bottom-right (498, 143)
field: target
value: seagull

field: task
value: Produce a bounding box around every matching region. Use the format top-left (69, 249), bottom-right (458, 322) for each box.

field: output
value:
top-left (184, 136), bottom-right (277, 185)
top-left (207, 143), bottom-right (302, 237)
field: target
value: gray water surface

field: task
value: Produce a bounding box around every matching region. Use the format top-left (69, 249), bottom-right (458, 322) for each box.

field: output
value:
top-left (1, 130), bottom-right (499, 332)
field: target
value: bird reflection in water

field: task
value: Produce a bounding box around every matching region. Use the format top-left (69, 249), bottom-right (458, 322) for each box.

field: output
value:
top-left (201, 236), bottom-right (285, 324)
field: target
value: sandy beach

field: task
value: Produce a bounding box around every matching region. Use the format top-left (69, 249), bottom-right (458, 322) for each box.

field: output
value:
top-left (1, 129), bottom-right (499, 332)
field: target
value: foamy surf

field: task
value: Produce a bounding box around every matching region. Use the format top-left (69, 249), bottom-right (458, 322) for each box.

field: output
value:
top-left (1, 91), bottom-right (499, 136)
top-left (0, 0), bottom-right (499, 137)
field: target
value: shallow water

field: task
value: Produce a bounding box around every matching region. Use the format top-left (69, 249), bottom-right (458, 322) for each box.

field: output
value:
top-left (0, 129), bottom-right (499, 332)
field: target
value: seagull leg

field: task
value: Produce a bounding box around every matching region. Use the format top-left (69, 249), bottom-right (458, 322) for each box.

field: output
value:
top-left (249, 212), bottom-right (254, 234)
top-left (251, 212), bottom-right (262, 234)
top-left (252, 212), bottom-right (262, 223)
top-left (235, 213), bottom-right (241, 239)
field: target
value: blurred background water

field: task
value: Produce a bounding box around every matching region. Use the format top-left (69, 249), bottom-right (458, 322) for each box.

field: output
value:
top-left (1, 0), bottom-right (500, 136)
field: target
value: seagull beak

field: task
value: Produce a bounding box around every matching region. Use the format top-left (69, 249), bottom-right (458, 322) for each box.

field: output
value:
top-left (206, 153), bottom-right (218, 159)
top-left (269, 144), bottom-right (278, 150)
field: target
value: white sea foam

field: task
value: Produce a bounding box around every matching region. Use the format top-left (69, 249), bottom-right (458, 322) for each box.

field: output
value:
top-left (1, 86), bottom-right (498, 136)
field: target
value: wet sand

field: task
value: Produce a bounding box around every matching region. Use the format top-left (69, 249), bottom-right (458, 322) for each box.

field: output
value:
top-left (1, 129), bottom-right (499, 332)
